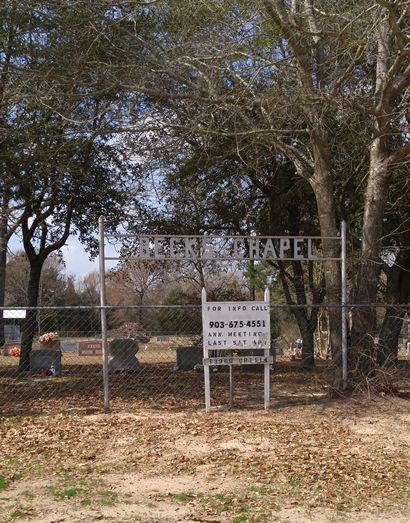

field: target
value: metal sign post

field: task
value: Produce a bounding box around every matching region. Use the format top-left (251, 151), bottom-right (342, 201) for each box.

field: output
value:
top-left (263, 287), bottom-right (270, 409)
top-left (202, 287), bottom-right (272, 412)
top-left (98, 216), bottom-right (110, 412)
top-left (341, 220), bottom-right (348, 390)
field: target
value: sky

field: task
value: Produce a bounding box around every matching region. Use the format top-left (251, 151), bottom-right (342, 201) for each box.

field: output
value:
top-left (9, 234), bottom-right (120, 281)
top-left (62, 237), bottom-right (120, 279)
top-left (60, 238), bottom-right (98, 278)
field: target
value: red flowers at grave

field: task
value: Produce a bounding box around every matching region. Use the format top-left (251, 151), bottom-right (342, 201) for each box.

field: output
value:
top-left (9, 346), bottom-right (21, 357)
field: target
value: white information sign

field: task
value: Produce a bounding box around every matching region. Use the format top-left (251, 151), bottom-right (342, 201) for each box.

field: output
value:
top-left (202, 301), bottom-right (270, 350)
top-left (201, 288), bottom-right (272, 412)
top-left (2, 309), bottom-right (26, 319)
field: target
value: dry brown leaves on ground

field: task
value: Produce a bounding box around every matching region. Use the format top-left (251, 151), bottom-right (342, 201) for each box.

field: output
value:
top-left (0, 395), bottom-right (409, 522)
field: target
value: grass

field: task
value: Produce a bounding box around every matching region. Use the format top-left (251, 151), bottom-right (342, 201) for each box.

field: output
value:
top-left (53, 487), bottom-right (81, 500)
top-left (21, 491), bottom-right (35, 500)
top-left (0, 475), bottom-right (9, 489)
top-left (9, 508), bottom-right (35, 520)
top-left (48, 476), bottom-right (120, 507)
top-left (232, 516), bottom-right (269, 523)
top-left (171, 492), bottom-right (196, 503)
top-left (169, 489), bottom-right (280, 521)
top-left (2, 454), bottom-right (46, 481)
top-left (99, 490), bottom-right (118, 506)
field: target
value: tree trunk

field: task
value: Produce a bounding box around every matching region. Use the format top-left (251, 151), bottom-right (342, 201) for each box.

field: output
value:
top-left (377, 307), bottom-right (405, 367)
top-left (18, 261), bottom-right (43, 372)
top-left (350, 154), bottom-right (390, 377)
top-left (290, 262), bottom-right (317, 370)
top-left (301, 325), bottom-right (315, 370)
top-left (309, 127), bottom-right (342, 387)
top-left (292, 306), bottom-right (318, 370)
top-left (350, 9), bottom-right (396, 378)
top-left (278, 265), bottom-right (318, 370)
top-left (377, 250), bottom-right (410, 366)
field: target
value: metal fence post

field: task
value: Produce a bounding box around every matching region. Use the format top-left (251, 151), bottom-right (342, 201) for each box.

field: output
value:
top-left (263, 286), bottom-right (270, 409)
top-left (99, 216), bottom-right (110, 411)
top-left (202, 288), bottom-right (211, 412)
top-left (341, 220), bottom-right (348, 390)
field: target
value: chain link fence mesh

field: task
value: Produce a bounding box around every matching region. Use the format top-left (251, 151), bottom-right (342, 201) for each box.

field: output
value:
top-left (1, 305), bottom-right (409, 415)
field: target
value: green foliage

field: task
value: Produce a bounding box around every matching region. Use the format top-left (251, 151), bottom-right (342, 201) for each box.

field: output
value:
top-left (0, 475), bottom-right (9, 489)
top-left (244, 262), bottom-right (273, 292)
top-left (171, 492), bottom-right (195, 503)
top-left (53, 487), bottom-right (81, 500)
top-left (158, 288), bottom-right (201, 335)
top-left (10, 508), bottom-right (33, 520)
top-left (99, 490), bottom-right (118, 506)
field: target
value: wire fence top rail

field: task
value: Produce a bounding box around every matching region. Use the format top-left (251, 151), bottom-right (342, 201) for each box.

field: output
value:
top-left (1, 303), bottom-right (409, 311)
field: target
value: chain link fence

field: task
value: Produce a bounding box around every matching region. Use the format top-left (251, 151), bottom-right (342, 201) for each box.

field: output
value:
top-left (0, 305), bottom-right (409, 415)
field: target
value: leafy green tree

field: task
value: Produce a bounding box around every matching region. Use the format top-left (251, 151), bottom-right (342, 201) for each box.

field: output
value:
top-left (0, 2), bottom-right (145, 370)
top-left (158, 288), bottom-right (202, 335)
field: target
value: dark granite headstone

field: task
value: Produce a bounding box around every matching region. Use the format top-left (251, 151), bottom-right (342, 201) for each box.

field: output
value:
top-left (174, 347), bottom-right (203, 371)
top-left (30, 349), bottom-right (62, 374)
top-left (108, 338), bottom-right (140, 372)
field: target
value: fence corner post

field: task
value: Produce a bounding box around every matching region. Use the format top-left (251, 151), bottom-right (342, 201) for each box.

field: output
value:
top-left (99, 216), bottom-right (110, 412)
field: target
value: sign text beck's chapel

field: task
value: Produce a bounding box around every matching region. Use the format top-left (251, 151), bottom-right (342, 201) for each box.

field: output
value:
top-left (129, 236), bottom-right (323, 261)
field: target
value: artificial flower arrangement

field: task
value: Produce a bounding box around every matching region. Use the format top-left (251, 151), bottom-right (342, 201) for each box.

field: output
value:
top-left (9, 346), bottom-right (21, 357)
top-left (38, 332), bottom-right (59, 343)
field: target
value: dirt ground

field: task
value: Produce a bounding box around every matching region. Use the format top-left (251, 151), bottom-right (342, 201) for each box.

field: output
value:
top-left (1, 389), bottom-right (409, 523)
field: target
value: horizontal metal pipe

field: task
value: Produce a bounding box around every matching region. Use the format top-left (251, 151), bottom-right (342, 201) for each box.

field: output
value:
top-left (1, 303), bottom-right (409, 311)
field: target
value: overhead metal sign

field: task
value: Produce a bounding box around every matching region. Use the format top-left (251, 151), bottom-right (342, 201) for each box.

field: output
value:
top-left (105, 235), bottom-right (341, 261)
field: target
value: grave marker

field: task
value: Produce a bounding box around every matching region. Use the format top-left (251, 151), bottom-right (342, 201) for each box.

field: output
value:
top-left (78, 340), bottom-right (103, 356)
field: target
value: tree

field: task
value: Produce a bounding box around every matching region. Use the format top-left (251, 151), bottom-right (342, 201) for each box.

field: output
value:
top-left (112, 0), bottom-right (409, 386)
top-left (110, 258), bottom-right (168, 306)
top-left (139, 122), bottom-right (327, 368)
top-left (0, 2), bottom-right (144, 371)
top-left (376, 172), bottom-right (410, 366)
top-left (0, 3), bottom-right (32, 345)
top-left (77, 272), bottom-right (100, 306)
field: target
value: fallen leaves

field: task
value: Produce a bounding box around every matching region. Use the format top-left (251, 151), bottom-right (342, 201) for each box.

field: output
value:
top-left (0, 404), bottom-right (409, 518)
top-left (0, 361), bottom-right (409, 521)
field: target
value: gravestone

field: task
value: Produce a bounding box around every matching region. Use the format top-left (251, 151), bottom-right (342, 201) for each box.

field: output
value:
top-left (30, 349), bottom-right (62, 374)
top-left (78, 340), bottom-right (102, 356)
top-left (4, 324), bottom-right (20, 342)
top-left (174, 346), bottom-right (203, 371)
top-left (108, 338), bottom-right (140, 373)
